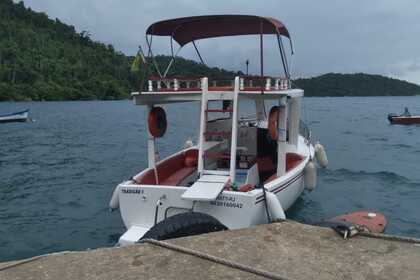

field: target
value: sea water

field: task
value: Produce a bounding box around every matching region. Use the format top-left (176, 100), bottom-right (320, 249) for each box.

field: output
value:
top-left (1, 96), bottom-right (420, 261)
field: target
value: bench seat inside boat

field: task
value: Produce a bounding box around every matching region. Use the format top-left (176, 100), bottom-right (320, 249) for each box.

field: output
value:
top-left (133, 149), bottom-right (198, 186)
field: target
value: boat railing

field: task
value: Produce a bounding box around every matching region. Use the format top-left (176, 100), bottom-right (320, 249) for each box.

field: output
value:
top-left (146, 76), bottom-right (290, 92)
top-left (299, 120), bottom-right (311, 141)
top-left (147, 76), bottom-right (202, 92)
top-left (239, 76), bottom-right (290, 91)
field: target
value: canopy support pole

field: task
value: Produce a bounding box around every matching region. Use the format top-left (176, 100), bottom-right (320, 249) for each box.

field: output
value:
top-left (192, 41), bottom-right (206, 65)
top-left (276, 33), bottom-right (289, 80)
top-left (163, 47), bottom-right (182, 78)
top-left (145, 34), bottom-right (163, 78)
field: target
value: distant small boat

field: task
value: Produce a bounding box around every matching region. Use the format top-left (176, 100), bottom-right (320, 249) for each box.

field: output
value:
top-left (0, 109), bottom-right (29, 123)
top-left (388, 113), bottom-right (420, 125)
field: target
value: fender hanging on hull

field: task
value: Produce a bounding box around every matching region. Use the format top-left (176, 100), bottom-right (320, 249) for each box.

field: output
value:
top-left (265, 191), bottom-right (286, 221)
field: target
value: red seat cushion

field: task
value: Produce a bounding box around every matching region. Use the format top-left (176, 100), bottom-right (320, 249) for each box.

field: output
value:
top-left (184, 149), bottom-right (199, 167)
top-left (160, 167), bottom-right (195, 186)
top-left (133, 169), bottom-right (156, 185)
top-left (133, 149), bottom-right (198, 186)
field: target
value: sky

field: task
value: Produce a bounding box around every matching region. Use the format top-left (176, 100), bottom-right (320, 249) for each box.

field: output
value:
top-left (18, 0), bottom-right (420, 84)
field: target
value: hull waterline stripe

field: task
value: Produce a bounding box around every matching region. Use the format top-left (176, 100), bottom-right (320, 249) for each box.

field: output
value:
top-left (256, 172), bottom-right (304, 201)
top-left (273, 174), bottom-right (303, 194)
top-left (255, 172), bottom-right (304, 204)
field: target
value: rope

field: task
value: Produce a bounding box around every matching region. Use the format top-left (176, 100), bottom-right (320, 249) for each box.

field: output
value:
top-left (141, 238), bottom-right (292, 280)
top-left (0, 256), bottom-right (44, 272)
top-left (359, 232), bottom-right (420, 244)
top-left (0, 252), bottom-right (71, 272)
top-left (262, 186), bottom-right (272, 223)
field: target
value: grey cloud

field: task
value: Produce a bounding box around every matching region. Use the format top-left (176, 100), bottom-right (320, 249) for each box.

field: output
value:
top-left (19, 0), bottom-right (420, 84)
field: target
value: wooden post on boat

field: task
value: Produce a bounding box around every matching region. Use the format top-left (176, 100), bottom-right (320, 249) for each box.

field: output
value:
top-left (289, 97), bottom-right (301, 147)
top-left (277, 97), bottom-right (287, 176)
top-left (147, 105), bottom-right (157, 168)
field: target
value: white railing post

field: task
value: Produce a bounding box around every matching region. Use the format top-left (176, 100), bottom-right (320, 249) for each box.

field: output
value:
top-left (157, 80), bottom-right (162, 90)
top-left (239, 78), bottom-right (244, 90)
top-left (265, 78), bottom-right (271, 90)
top-left (229, 77), bottom-right (240, 183)
top-left (197, 77), bottom-right (208, 176)
top-left (275, 79), bottom-right (280, 90)
top-left (148, 80), bottom-right (153, 92)
top-left (174, 79), bottom-right (179, 91)
top-left (280, 79), bottom-right (288, 90)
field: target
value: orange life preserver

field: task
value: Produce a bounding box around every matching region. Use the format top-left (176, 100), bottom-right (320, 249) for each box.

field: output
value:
top-left (148, 106), bottom-right (167, 138)
top-left (268, 106), bottom-right (280, 140)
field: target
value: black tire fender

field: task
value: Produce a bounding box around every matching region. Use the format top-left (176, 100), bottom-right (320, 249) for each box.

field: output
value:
top-left (141, 212), bottom-right (228, 241)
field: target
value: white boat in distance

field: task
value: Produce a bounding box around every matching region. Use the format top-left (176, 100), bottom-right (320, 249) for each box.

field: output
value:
top-left (109, 15), bottom-right (326, 245)
top-left (0, 109), bottom-right (29, 123)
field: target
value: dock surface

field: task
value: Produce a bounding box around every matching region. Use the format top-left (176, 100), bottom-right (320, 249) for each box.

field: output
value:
top-left (1, 221), bottom-right (420, 280)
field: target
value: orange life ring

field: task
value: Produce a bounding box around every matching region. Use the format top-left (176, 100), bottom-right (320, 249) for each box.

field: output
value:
top-left (148, 107), bottom-right (167, 138)
top-left (268, 106), bottom-right (280, 140)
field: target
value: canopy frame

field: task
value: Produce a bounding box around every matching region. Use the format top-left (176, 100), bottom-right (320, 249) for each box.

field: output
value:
top-left (143, 15), bottom-right (294, 83)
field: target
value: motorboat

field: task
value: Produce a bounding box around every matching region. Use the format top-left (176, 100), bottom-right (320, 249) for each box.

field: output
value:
top-left (109, 15), bottom-right (327, 245)
top-left (388, 113), bottom-right (420, 125)
top-left (0, 109), bottom-right (29, 123)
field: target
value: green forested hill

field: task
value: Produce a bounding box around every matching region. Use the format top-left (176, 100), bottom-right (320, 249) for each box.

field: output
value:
top-left (0, 0), bottom-right (135, 101)
top-left (294, 73), bottom-right (420, 97)
top-left (0, 0), bottom-right (238, 101)
top-left (1, 1), bottom-right (419, 101)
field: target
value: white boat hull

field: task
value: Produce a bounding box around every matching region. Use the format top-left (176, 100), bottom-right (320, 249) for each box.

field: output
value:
top-left (0, 110), bottom-right (29, 123)
top-left (113, 136), bottom-right (312, 244)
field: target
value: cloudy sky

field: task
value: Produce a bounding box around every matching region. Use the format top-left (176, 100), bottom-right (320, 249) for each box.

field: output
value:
top-left (19, 0), bottom-right (420, 84)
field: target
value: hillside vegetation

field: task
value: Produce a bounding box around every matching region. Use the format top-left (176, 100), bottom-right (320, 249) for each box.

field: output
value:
top-left (0, 0), bottom-right (238, 101)
top-left (1, 0), bottom-right (419, 101)
top-left (294, 73), bottom-right (420, 97)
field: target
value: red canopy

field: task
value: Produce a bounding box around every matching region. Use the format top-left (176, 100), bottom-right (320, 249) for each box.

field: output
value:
top-left (146, 15), bottom-right (290, 46)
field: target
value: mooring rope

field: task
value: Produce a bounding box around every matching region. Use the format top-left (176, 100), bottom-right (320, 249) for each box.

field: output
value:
top-left (141, 238), bottom-right (292, 280)
top-left (0, 251), bottom-right (72, 272)
top-left (0, 256), bottom-right (44, 272)
top-left (359, 231), bottom-right (420, 244)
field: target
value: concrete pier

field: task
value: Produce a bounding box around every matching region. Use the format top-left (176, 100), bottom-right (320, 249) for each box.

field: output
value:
top-left (1, 221), bottom-right (420, 280)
